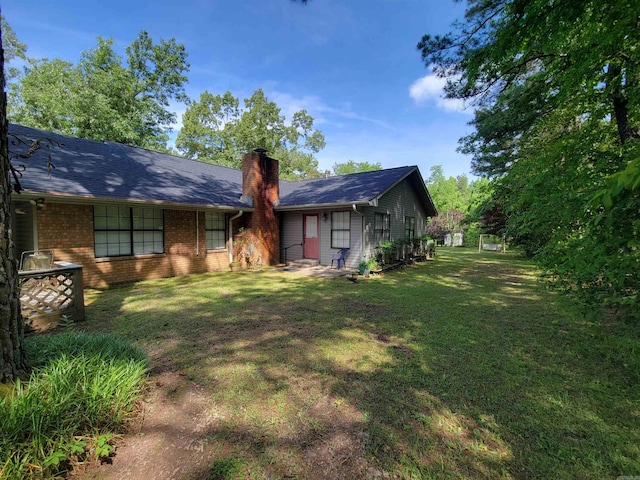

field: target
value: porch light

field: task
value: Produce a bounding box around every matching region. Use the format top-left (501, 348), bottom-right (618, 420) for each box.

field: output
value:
top-left (29, 198), bottom-right (46, 209)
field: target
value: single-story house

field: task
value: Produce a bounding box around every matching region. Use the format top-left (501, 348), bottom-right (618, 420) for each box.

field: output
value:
top-left (9, 124), bottom-right (437, 287)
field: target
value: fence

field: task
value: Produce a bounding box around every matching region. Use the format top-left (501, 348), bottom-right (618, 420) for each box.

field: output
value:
top-left (19, 261), bottom-right (86, 331)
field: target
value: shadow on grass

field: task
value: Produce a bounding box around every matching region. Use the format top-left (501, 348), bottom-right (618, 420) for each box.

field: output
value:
top-left (75, 249), bottom-right (640, 479)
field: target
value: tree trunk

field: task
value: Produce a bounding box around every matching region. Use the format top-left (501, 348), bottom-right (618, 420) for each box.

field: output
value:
top-left (0, 25), bottom-right (28, 383)
top-left (608, 62), bottom-right (639, 146)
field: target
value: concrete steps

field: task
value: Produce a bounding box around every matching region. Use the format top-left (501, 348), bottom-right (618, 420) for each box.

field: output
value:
top-left (287, 258), bottom-right (320, 268)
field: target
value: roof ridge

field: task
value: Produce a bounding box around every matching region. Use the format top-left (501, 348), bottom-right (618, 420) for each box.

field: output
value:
top-left (282, 165), bottom-right (416, 186)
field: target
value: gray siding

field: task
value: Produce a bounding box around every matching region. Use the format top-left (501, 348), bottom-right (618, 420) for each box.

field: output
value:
top-left (280, 177), bottom-right (429, 268)
top-left (280, 212), bottom-right (304, 263)
top-left (347, 212), bottom-right (363, 269)
top-left (281, 210), bottom-right (362, 269)
top-left (362, 179), bottom-right (430, 259)
top-left (319, 210), bottom-right (362, 269)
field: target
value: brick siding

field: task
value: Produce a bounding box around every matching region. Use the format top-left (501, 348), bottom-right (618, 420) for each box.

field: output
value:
top-left (37, 203), bottom-right (232, 287)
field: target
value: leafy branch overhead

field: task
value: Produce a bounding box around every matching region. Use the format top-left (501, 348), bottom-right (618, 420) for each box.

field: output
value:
top-left (419, 0), bottom-right (639, 313)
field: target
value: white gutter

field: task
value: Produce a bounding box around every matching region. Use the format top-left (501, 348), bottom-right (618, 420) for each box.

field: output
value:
top-left (352, 204), bottom-right (364, 216)
top-left (228, 210), bottom-right (244, 264)
top-left (275, 201), bottom-right (368, 212)
top-left (12, 191), bottom-right (255, 213)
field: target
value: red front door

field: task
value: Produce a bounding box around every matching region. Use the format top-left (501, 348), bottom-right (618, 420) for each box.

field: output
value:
top-left (303, 214), bottom-right (319, 258)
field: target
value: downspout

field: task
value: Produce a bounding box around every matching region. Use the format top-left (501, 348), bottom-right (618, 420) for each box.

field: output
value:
top-left (228, 210), bottom-right (244, 264)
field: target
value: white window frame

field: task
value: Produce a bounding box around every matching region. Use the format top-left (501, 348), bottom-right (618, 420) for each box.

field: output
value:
top-left (331, 211), bottom-right (351, 248)
top-left (205, 212), bottom-right (227, 250)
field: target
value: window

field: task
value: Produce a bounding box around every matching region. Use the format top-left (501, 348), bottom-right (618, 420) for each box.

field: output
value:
top-left (404, 216), bottom-right (415, 239)
top-left (94, 205), bottom-right (164, 257)
top-left (205, 212), bottom-right (226, 250)
top-left (374, 212), bottom-right (390, 243)
top-left (331, 211), bottom-right (350, 248)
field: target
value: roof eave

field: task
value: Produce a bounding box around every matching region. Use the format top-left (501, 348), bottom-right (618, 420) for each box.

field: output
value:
top-left (11, 190), bottom-right (253, 212)
top-left (275, 201), bottom-right (369, 212)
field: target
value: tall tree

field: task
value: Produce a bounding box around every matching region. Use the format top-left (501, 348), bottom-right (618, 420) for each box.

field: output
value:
top-left (425, 165), bottom-right (472, 212)
top-left (332, 160), bottom-right (381, 175)
top-left (1, 21), bottom-right (28, 383)
top-left (0, 16), bottom-right (26, 62)
top-left (425, 165), bottom-right (491, 243)
top-left (177, 89), bottom-right (326, 179)
top-left (9, 31), bottom-right (189, 151)
top-left (419, 0), bottom-right (640, 312)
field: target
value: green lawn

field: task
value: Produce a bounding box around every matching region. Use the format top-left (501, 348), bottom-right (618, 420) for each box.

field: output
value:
top-left (80, 248), bottom-right (640, 479)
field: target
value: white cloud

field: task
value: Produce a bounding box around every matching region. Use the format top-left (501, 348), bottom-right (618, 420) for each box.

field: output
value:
top-left (409, 74), bottom-right (469, 113)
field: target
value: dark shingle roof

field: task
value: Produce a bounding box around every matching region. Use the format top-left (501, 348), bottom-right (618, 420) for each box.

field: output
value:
top-left (277, 166), bottom-right (411, 205)
top-left (278, 167), bottom-right (437, 217)
top-left (9, 124), bottom-right (246, 209)
top-left (9, 124), bottom-right (436, 216)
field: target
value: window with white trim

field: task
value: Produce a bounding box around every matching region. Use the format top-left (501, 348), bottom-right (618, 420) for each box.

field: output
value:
top-left (374, 212), bottom-right (390, 243)
top-left (205, 212), bottom-right (226, 250)
top-left (331, 211), bottom-right (351, 248)
top-left (404, 216), bottom-right (416, 239)
top-left (94, 206), bottom-right (164, 257)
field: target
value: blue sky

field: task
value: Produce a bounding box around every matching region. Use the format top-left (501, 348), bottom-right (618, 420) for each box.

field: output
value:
top-left (4, 0), bottom-right (476, 179)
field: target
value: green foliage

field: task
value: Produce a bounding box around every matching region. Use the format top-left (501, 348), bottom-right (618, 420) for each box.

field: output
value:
top-left (332, 160), bottom-right (382, 175)
top-left (0, 332), bottom-right (147, 479)
top-left (1, 16), bottom-right (27, 81)
top-left (359, 257), bottom-right (378, 271)
top-left (419, 0), bottom-right (640, 315)
top-left (0, 16), bottom-right (27, 63)
top-left (209, 458), bottom-right (246, 480)
top-left (94, 433), bottom-right (116, 459)
top-left (9, 30), bottom-right (190, 151)
top-left (176, 89), bottom-right (325, 179)
top-left (373, 236), bottom-right (432, 265)
top-left (425, 165), bottom-right (471, 213)
top-left (462, 223), bottom-right (480, 248)
top-left (425, 166), bottom-right (492, 242)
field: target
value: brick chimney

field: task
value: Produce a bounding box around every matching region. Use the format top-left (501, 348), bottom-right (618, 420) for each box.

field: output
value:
top-left (241, 149), bottom-right (280, 265)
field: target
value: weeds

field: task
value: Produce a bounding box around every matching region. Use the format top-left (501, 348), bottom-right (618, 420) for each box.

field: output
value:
top-left (0, 332), bottom-right (146, 479)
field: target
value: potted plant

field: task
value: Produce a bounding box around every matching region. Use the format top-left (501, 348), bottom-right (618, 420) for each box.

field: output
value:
top-left (358, 258), bottom-right (378, 277)
top-left (358, 260), bottom-right (368, 276)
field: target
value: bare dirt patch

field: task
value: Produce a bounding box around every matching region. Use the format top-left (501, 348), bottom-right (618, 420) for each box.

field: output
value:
top-left (74, 337), bottom-right (381, 480)
top-left (77, 366), bottom-right (218, 480)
